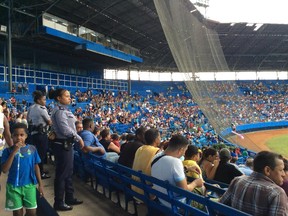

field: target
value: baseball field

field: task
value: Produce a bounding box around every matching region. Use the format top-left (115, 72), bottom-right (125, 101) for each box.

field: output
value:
top-left (228, 128), bottom-right (288, 158)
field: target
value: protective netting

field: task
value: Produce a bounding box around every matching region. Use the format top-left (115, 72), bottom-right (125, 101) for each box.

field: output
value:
top-left (154, 0), bottom-right (263, 147)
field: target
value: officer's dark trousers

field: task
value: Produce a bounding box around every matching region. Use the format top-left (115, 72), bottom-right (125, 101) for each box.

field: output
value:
top-left (31, 133), bottom-right (48, 175)
top-left (53, 143), bottom-right (74, 205)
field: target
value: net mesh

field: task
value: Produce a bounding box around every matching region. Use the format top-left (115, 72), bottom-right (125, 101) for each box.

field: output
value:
top-left (154, 0), bottom-right (263, 148)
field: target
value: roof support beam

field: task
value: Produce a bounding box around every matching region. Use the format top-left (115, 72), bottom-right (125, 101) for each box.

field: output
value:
top-left (22, 0), bottom-right (63, 37)
top-left (80, 0), bottom-right (122, 26)
top-left (0, 2), bottom-right (35, 17)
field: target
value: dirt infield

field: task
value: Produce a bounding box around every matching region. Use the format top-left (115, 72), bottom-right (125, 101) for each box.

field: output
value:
top-left (227, 128), bottom-right (288, 154)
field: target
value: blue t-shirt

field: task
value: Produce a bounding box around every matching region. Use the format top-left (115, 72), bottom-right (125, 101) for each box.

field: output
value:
top-left (1, 144), bottom-right (41, 187)
top-left (79, 130), bottom-right (107, 159)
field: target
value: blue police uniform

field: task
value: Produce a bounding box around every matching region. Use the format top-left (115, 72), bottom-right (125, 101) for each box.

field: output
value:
top-left (51, 104), bottom-right (82, 208)
top-left (27, 104), bottom-right (50, 177)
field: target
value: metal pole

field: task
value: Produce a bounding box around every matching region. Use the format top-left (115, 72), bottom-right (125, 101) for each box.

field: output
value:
top-left (8, 0), bottom-right (13, 92)
top-left (3, 42), bottom-right (6, 82)
top-left (33, 49), bottom-right (36, 84)
top-left (128, 67), bottom-right (131, 95)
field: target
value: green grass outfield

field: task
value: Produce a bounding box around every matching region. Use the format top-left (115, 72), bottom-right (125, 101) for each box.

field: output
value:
top-left (266, 134), bottom-right (288, 158)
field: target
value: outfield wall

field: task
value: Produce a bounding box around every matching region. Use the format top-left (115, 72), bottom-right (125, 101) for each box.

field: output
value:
top-left (221, 121), bottom-right (288, 137)
top-left (220, 121), bottom-right (288, 157)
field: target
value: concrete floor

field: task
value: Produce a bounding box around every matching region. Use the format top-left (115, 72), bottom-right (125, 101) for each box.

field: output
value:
top-left (0, 162), bottom-right (147, 216)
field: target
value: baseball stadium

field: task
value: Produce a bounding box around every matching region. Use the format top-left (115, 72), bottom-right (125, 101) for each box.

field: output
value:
top-left (0, 0), bottom-right (287, 216)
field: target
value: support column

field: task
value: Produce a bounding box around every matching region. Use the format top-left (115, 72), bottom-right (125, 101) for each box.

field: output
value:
top-left (128, 67), bottom-right (131, 95)
top-left (3, 42), bottom-right (7, 82)
top-left (8, 0), bottom-right (13, 91)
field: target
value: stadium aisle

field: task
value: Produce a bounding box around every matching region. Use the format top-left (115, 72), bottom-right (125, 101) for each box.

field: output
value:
top-left (0, 163), bottom-right (147, 216)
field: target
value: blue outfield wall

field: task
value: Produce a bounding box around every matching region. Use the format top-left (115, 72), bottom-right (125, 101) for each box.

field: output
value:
top-left (221, 121), bottom-right (288, 137)
top-left (221, 121), bottom-right (288, 157)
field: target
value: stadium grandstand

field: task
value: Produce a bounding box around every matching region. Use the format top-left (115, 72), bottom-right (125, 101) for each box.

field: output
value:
top-left (0, 0), bottom-right (288, 215)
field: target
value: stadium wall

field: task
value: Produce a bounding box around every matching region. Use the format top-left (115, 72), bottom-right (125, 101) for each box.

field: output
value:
top-left (221, 121), bottom-right (288, 137)
top-left (220, 121), bottom-right (288, 157)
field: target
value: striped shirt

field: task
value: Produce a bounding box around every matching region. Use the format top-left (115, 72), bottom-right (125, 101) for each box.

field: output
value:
top-left (220, 172), bottom-right (288, 216)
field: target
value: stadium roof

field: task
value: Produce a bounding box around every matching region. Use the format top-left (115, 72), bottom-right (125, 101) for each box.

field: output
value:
top-left (1, 0), bottom-right (288, 72)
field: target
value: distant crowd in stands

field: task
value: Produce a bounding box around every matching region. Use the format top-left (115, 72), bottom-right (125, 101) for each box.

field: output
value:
top-left (62, 80), bottom-right (288, 137)
top-left (1, 81), bottom-right (288, 151)
top-left (71, 88), bottom-right (219, 148)
top-left (10, 82), bottom-right (29, 94)
top-left (203, 81), bottom-right (288, 125)
top-left (4, 80), bottom-right (288, 136)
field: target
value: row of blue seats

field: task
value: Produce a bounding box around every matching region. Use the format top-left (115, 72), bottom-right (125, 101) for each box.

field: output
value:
top-left (74, 151), bottom-right (251, 216)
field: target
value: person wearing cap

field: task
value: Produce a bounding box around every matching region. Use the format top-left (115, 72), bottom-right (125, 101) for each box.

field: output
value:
top-left (220, 151), bottom-right (288, 215)
top-left (213, 148), bottom-right (243, 184)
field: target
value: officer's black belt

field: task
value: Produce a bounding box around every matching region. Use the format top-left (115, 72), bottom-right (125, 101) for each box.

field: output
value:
top-left (53, 138), bottom-right (67, 144)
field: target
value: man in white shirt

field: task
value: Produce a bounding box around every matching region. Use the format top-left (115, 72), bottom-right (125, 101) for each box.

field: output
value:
top-left (151, 134), bottom-right (204, 207)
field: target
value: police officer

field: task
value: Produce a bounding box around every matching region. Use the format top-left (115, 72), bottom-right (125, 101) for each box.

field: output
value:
top-left (27, 90), bottom-right (52, 179)
top-left (49, 88), bottom-right (84, 211)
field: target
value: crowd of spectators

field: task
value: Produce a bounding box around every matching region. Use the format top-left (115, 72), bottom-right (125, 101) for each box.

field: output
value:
top-left (70, 88), bottom-right (219, 147)
top-left (202, 81), bottom-right (288, 126)
top-left (10, 82), bottom-right (29, 94)
top-left (1, 80), bottom-right (288, 215)
top-left (1, 80), bottom-right (288, 151)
